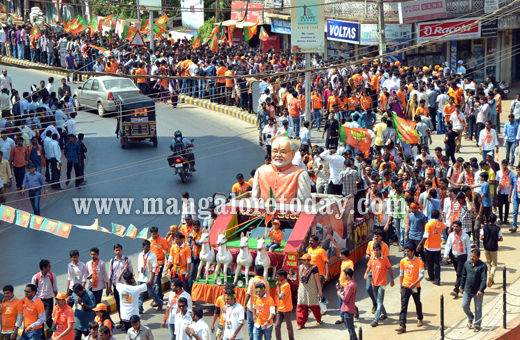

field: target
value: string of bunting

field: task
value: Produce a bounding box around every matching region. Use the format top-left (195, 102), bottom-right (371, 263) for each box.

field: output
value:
top-left (0, 205), bottom-right (149, 240)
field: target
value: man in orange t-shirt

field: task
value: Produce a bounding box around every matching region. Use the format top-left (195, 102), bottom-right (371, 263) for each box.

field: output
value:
top-left (364, 243), bottom-right (394, 327)
top-left (447, 81), bottom-right (464, 104)
top-left (274, 269), bottom-right (294, 340)
top-left (347, 92), bottom-right (359, 112)
top-left (307, 235), bottom-right (329, 283)
top-left (149, 226), bottom-right (170, 300)
top-left (167, 232), bottom-right (192, 292)
top-left (396, 244), bottom-right (425, 333)
top-left (1, 285), bottom-right (23, 338)
top-left (443, 97), bottom-right (456, 123)
top-left (224, 67), bottom-right (234, 106)
top-left (232, 173), bottom-right (251, 197)
top-left (288, 92), bottom-right (302, 138)
top-left (416, 100), bottom-right (430, 117)
top-left (252, 283), bottom-right (275, 338)
top-left (51, 293), bottom-right (75, 340)
top-left (361, 92), bottom-right (373, 112)
top-left (417, 210), bottom-right (445, 284)
top-left (21, 284), bottom-right (46, 338)
top-left (396, 86), bottom-right (407, 108)
top-left (135, 63), bottom-right (148, 95)
top-left (216, 61), bottom-right (228, 105)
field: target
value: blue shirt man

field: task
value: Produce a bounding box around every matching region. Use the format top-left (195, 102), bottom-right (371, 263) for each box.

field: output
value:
top-left (481, 181), bottom-right (492, 207)
top-left (363, 111), bottom-right (376, 130)
top-left (503, 115), bottom-right (519, 165)
top-left (70, 285), bottom-right (95, 332)
top-left (64, 139), bottom-right (81, 165)
top-left (407, 204), bottom-right (428, 241)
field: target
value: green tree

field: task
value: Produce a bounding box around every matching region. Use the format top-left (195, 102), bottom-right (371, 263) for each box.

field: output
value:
top-left (197, 17), bottom-right (215, 43)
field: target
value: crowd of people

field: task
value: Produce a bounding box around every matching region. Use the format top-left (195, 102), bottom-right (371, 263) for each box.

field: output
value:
top-left (0, 13), bottom-right (519, 340)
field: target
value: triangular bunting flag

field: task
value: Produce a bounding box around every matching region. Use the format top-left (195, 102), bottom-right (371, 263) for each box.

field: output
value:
top-left (15, 210), bottom-right (32, 228)
top-left (112, 223), bottom-right (126, 237)
top-left (137, 227), bottom-right (149, 239)
top-left (125, 224), bottom-right (138, 239)
top-left (57, 223), bottom-right (72, 238)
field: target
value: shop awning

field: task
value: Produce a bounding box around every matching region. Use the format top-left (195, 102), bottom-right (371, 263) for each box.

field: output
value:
top-left (266, 13), bottom-right (291, 21)
top-left (215, 19), bottom-right (258, 28)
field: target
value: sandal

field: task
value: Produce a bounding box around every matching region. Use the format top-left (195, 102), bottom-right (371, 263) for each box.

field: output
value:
top-left (335, 319), bottom-right (344, 324)
top-left (474, 327), bottom-right (481, 332)
top-left (467, 322), bottom-right (473, 329)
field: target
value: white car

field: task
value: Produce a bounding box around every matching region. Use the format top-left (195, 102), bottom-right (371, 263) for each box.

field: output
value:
top-left (73, 76), bottom-right (141, 116)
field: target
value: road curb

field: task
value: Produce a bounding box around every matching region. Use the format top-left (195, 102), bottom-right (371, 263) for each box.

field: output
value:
top-left (0, 56), bottom-right (88, 81)
top-left (179, 95), bottom-right (258, 126)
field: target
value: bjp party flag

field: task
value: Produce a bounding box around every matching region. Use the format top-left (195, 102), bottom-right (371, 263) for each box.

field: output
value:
top-left (1, 205), bottom-right (16, 223)
top-left (339, 125), bottom-right (371, 153)
top-left (112, 223), bottom-right (126, 237)
top-left (15, 210), bottom-right (32, 228)
top-left (391, 113), bottom-right (420, 145)
top-left (30, 215), bottom-right (46, 230)
top-left (57, 223), bottom-right (72, 238)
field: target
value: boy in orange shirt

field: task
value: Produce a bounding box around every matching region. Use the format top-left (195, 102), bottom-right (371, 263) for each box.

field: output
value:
top-left (252, 283), bottom-right (276, 340)
top-left (417, 209), bottom-right (445, 285)
top-left (416, 99), bottom-right (430, 117)
top-left (267, 220), bottom-right (283, 252)
top-left (274, 269), bottom-right (294, 340)
top-left (360, 90), bottom-right (373, 112)
top-left (443, 96), bottom-right (456, 124)
top-left (1, 285), bottom-right (23, 339)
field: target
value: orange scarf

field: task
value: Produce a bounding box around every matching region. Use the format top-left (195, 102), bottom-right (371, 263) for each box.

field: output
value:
top-left (464, 171), bottom-right (474, 185)
top-left (91, 259), bottom-right (99, 288)
top-left (452, 166), bottom-right (463, 182)
top-left (484, 129), bottom-right (492, 144)
top-left (453, 232), bottom-right (464, 253)
top-left (499, 169), bottom-right (511, 191)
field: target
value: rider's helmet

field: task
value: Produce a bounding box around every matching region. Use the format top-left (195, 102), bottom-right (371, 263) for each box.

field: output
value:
top-left (174, 130), bottom-right (182, 139)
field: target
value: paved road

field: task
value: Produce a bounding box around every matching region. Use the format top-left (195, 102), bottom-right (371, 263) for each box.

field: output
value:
top-left (1, 65), bottom-right (519, 340)
top-left (0, 66), bottom-right (266, 290)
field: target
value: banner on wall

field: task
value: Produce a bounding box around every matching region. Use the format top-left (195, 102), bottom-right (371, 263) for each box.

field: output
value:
top-left (271, 18), bottom-right (291, 34)
top-left (326, 19), bottom-right (359, 44)
top-left (398, 0), bottom-right (447, 24)
top-left (262, 35), bottom-right (280, 53)
top-left (290, 0), bottom-right (325, 53)
top-left (359, 24), bottom-right (411, 45)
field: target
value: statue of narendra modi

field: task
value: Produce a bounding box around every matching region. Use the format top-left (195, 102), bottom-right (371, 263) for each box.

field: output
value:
top-left (252, 136), bottom-right (311, 203)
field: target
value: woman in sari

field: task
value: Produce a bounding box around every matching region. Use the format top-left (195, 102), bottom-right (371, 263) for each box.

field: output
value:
top-left (296, 253), bottom-right (323, 330)
top-left (406, 93), bottom-right (418, 121)
top-left (168, 69), bottom-right (180, 108)
top-left (389, 90), bottom-right (404, 118)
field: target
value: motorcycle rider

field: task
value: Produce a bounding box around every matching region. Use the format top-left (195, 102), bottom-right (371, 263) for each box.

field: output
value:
top-left (170, 130), bottom-right (196, 172)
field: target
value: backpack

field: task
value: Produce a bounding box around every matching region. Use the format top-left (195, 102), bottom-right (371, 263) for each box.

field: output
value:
top-left (110, 256), bottom-right (129, 278)
top-left (35, 272), bottom-right (54, 287)
top-left (172, 138), bottom-right (186, 156)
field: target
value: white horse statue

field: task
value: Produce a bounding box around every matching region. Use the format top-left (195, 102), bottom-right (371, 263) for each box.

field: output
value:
top-left (214, 230), bottom-right (233, 284)
top-left (255, 235), bottom-right (275, 282)
top-left (195, 227), bottom-right (215, 284)
top-left (234, 232), bottom-right (253, 286)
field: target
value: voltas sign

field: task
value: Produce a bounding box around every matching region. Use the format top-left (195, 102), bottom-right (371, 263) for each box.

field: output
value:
top-left (416, 18), bottom-right (481, 43)
top-left (326, 20), bottom-right (359, 44)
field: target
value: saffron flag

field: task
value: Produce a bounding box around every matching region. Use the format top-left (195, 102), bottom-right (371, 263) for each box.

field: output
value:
top-left (89, 44), bottom-right (108, 52)
top-left (155, 14), bottom-right (168, 26)
top-left (75, 219), bottom-right (100, 231)
top-left (30, 215), bottom-right (46, 231)
top-left (243, 25), bottom-right (257, 41)
top-left (90, 18), bottom-right (98, 37)
top-left (42, 219), bottom-right (60, 235)
top-left (122, 25), bottom-right (138, 41)
top-left (390, 113), bottom-right (420, 144)
top-left (0, 4), bottom-right (6, 13)
top-left (210, 26), bottom-right (219, 39)
top-left (210, 34), bottom-right (218, 52)
top-left (137, 227), bottom-right (149, 239)
top-left (228, 24), bottom-right (236, 44)
top-left (192, 33), bottom-right (201, 49)
top-left (258, 26), bottom-right (269, 41)
top-left (57, 223), bottom-right (72, 238)
top-left (218, 21), bottom-right (224, 39)
top-left (112, 223), bottom-right (126, 237)
top-left (15, 210), bottom-right (32, 228)
top-left (339, 125), bottom-right (372, 153)
top-left (30, 25), bottom-right (41, 38)
top-left (100, 15), bottom-right (114, 27)
top-left (153, 24), bottom-right (167, 35)
top-left (69, 15), bottom-right (89, 35)
top-left (140, 18), bottom-right (150, 33)
top-left (1, 205), bottom-right (15, 223)
top-left (125, 224), bottom-right (138, 239)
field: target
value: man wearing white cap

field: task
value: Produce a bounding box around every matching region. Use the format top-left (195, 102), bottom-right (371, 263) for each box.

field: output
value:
top-left (456, 60), bottom-right (466, 75)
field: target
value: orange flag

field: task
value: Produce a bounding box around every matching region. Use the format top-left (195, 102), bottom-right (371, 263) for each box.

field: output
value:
top-left (339, 126), bottom-right (372, 153)
top-left (393, 115), bottom-right (420, 144)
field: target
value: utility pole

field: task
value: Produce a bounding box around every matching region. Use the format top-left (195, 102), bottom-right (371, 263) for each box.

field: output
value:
top-left (137, 0), bottom-right (141, 21)
top-left (305, 53), bottom-right (311, 122)
top-left (149, 11), bottom-right (154, 55)
top-left (216, 0), bottom-right (220, 22)
top-left (377, 0), bottom-right (386, 62)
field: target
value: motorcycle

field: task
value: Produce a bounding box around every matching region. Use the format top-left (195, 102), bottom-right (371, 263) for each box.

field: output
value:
top-left (172, 155), bottom-right (192, 183)
top-left (499, 81), bottom-right (510, 99)
top-left (168, 138), bottom-right (195, 183)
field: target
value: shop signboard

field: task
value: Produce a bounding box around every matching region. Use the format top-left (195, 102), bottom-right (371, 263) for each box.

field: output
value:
top-left (386, 44), bottom-right (404, 62)
top-left (181, 0), bottom-right (204, 29)
top-left (398, 0), bottom-right (447, 24)
top-left (360, 24), bottom-right (411, 45)
top-left (290, 0), bottom-right (325, 53)
top-left (262, 35), bottom-right (280, 53)
top-left (484, 0), bottom-right (498, 13)
top-left (271, 18), bottom-right (291, 34)
top-left (326, 19), bottom-right (359, 44)
top-left (231, 1), bottom-right (265, 24)
top-left (416, 18), bottom-right (480, 43)
top-left (450, 40), bottom-right (457, 70)
top-left (481, 19), bottom-right (498, 37)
